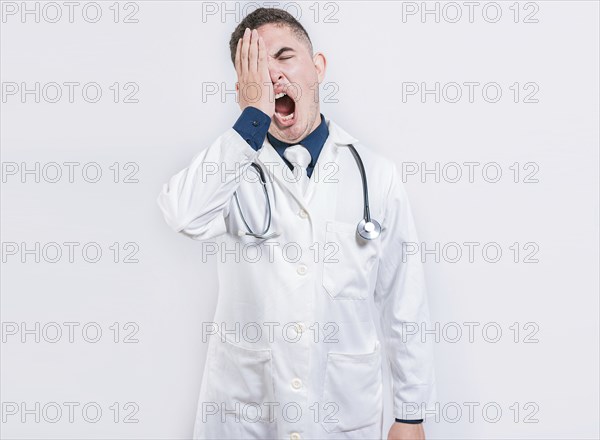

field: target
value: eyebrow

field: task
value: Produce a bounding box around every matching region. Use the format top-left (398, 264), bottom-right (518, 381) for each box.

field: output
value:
top-left (272, 47), bottom-right (296, 58)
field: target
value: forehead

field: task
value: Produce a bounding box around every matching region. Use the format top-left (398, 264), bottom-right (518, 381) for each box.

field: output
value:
top-left (256, 23), bottom-right (302, 50)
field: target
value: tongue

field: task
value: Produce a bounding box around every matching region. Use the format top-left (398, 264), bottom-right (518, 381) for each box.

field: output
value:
top-left (275, 95), bottom-right (295, 116)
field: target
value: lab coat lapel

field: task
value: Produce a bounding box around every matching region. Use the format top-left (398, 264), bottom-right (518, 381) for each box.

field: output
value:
top-left (256, 139), bottom-right (303, 202)
top-left (305, 134), bottom-right (338, 203)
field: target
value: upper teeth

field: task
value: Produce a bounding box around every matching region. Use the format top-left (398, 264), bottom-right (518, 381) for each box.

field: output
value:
top-left (275, 92), bottom-right (287, 99)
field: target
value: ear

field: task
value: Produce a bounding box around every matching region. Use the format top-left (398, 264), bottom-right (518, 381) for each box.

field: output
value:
top-left (313, 52), bottom-right (327, 84)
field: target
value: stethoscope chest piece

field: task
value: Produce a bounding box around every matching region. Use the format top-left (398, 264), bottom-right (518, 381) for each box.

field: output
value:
top-left (357, 218), bottom-right (381, 240)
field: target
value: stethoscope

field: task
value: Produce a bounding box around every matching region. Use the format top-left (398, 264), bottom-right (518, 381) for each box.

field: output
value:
top-left (233, 144), bottom-right (381, 241)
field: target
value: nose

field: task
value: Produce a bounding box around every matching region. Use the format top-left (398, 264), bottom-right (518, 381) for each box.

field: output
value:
top-left (268, 60), bottom-right (283, 86)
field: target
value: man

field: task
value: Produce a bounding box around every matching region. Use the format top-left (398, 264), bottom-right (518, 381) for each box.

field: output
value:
top-left (157, 8), bottom-right (436, 440)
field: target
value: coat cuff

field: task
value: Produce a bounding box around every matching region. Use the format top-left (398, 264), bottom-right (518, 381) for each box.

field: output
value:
top-left (395, 418), bottom-right (423, 424)
top-left (393, 382), bottom-right (438, 421)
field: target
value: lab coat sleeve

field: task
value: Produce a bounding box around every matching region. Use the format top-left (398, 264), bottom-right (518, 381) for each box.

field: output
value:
top-left (156, 128), bottom-right (261, 240)
top-left (373, 163), bottom-right (437, 421)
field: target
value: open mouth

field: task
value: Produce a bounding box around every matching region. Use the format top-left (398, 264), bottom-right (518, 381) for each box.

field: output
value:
top-left (274, 92), bottom-right (296, 125)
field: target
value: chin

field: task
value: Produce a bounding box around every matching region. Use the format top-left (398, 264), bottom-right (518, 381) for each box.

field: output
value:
top-left (274, 114), bottom-right (305, 140)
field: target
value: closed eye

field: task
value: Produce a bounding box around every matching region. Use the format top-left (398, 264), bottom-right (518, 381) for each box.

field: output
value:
top-left (280, 56), bottom-right (293, 60)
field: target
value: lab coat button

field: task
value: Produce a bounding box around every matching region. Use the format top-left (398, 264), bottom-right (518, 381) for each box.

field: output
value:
top-left (298, 209), bottom-right (308, 218)
top-left (252, 120), bottom-right (259, 127)
top-left (291, 378), bottom-right (302, 389)
top-left (296, 322), bottom-right (306, 333)
top-left (290, 433), bottom-right (301, 440)
top-left (297, 265), bottom-right (307, 275)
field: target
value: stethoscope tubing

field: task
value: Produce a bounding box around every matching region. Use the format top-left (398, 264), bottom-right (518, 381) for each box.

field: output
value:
top-left (234, 144), bottom-right (381, 240)
top-left (233, 163), bottom-right (273, 238)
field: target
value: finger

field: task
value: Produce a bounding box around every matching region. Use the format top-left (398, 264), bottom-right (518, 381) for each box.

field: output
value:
top-left (234, 38), bottom-right (242, 79)
top-left (258, 36), bottom-right (271, 94)
top-left (241, 27), bottom-right (250, 76)
top-left (258, 35), bottom-right (268, 75)
top-left (249, 29), bottom-right (259, 73)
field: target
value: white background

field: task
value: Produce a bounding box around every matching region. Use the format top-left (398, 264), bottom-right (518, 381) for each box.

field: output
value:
top-left (1, 1), bottom-right (599, 438)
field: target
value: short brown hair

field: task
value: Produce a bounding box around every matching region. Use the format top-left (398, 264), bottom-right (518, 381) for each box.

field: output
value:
top-left (229, 8), bottom-right (313, 66)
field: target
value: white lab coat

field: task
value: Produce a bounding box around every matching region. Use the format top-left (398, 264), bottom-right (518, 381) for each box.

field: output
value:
top-left (157, 117), bottom-right (437, 440)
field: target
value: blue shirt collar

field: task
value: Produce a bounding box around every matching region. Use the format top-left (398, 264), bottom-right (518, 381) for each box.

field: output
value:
top-left (267, 113), bottom-right (329, 169)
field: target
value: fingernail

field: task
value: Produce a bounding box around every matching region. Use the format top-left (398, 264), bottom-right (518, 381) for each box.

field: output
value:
top-left (245, 28), bottom-right (250, 34)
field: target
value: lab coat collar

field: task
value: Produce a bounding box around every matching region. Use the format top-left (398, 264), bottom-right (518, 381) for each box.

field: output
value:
top-left (325, 117), bottom-right (359, 146)
top-left (257, 117), bottom-right (358, 207)
top-left (264, 116), bottom-right (359, 156)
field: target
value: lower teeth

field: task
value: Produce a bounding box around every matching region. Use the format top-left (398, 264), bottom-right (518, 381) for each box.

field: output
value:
top-left (278, 112), bottom-right (294, 121)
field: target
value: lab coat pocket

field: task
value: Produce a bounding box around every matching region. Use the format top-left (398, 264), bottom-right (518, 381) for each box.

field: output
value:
top-left (207, 335), bottom-right (276, 424)
top-left (322, 221), bottom-right (378, 300)
top-left (320, 341), bottom-right (382, 433)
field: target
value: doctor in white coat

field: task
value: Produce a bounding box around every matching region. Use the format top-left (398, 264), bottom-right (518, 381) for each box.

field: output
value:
top-left (157, 8), bottom-right (436, 440)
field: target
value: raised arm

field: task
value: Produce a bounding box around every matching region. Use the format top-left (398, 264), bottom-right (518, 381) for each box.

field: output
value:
top-left (157, 28), bottom-right (275, 241)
